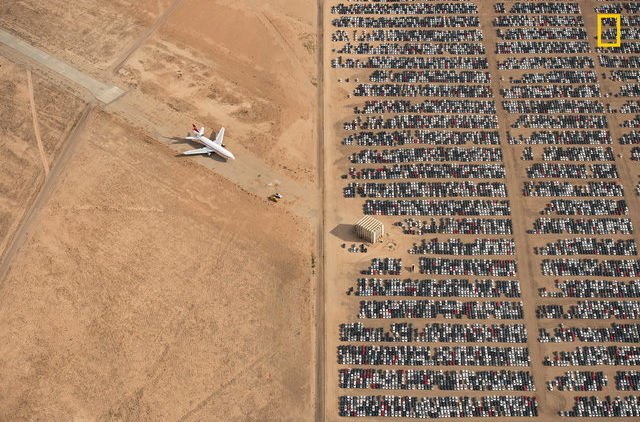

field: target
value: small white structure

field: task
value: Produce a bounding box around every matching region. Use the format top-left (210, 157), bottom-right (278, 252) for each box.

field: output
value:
top-left (355, 216), bottom-right (384, 243)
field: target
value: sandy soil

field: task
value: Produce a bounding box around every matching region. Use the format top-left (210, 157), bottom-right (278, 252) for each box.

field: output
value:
top-left (30, 75), bottom-right (86, 164)
top-left (0, 110), bottom-right (314, 421)
top-left (0, 56), bottom-right (86, 259)
top-left (0, 0), bottom-right (171, 73)
top-left (0, 57), bottom-right (38, 251)
top-left (116, 0), bottom-right (318, 183)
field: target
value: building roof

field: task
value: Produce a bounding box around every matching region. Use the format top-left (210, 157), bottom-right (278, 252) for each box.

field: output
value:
top-left (356, 215), bottom-right (384, 232)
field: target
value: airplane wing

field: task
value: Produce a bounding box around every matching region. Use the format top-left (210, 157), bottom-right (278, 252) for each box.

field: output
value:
top-left (182, 147), bottom-right (214, 155)
top-left (214, 127), bottom-right (225, 146)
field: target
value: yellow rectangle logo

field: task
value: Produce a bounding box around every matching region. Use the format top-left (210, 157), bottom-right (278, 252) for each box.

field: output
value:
top-left (597, 14), bottom-right (621, 48)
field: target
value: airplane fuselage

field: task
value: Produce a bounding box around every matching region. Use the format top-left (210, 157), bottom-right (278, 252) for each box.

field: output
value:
top-left (194, 133), bottom-right (235, 160)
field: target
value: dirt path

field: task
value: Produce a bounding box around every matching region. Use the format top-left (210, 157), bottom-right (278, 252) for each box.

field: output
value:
top-left (0, 103), bottom-right (93, 291)
top-left (26, 68), bottom-right (50, 176)
top-left (0, 29), bottom-right (123, 104)
top-left (314, 1), bottom-right (326, 421)
top-left (108, 0), bottom-right (184, 75)
top-left (476, 3), bottom-right (551, 417)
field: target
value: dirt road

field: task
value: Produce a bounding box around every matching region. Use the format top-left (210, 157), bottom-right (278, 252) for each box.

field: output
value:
top-left (26, 69), bottom-right (50, 176)
top-left (0, 103), bottom-right (93, 292)
top-left (314, 2), bottom-right (326, 421)
top-left (108, 0), bottom-right (185, 74)
top-left (0, 29), bottom-right (124, 104)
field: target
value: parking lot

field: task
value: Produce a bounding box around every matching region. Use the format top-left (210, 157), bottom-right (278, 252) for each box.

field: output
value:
top-left (325, 0), bottom-right (640, 419)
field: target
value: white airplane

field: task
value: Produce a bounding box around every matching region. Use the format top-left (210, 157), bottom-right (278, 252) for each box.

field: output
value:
top-left (183, 124), bottom-right (235, 160)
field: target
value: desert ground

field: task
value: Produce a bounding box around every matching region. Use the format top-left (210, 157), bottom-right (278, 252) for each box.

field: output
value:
top-left (0, 0), bottom-right (319, 420)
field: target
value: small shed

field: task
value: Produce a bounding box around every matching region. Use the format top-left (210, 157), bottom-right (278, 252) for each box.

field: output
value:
top-left (355, 216), bottom-right (384, 243)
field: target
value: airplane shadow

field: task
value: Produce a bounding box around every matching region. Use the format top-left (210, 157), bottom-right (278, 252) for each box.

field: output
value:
top-left (208, 154), bottom-right (227, 162)
top-left (172, 152), bottom-right (227, 162)
top-left (165, 136), bottom-right (195, 146)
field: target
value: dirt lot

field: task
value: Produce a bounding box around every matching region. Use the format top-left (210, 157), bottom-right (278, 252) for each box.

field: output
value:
top-left (0, 110), bottom-right (314, 421)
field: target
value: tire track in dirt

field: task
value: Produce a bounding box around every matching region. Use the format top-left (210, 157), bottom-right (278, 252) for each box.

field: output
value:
top-left (0, 103), bottom-right (94, 294)
top-left (256, 10), bottom-right (314, 86)
top-left (26, 68), bottom-right (50, 176)
top-left (109, 0), bottom-right (185, 74)
top-left (176, 349), bottom-right (278, 421)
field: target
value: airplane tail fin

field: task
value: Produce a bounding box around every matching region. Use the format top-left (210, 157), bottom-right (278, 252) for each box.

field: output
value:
top-left (215, 127), bottom-right (225, 145)
top-left (192, 124), bottom-right (205, 137)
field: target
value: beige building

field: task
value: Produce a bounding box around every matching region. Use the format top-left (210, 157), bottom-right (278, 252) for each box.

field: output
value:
top-left (355, 216), bottom-right (384, 243)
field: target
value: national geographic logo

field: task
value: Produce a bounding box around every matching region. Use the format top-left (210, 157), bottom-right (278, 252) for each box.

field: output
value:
top-left (597, 13), bottom-right (621, 48)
